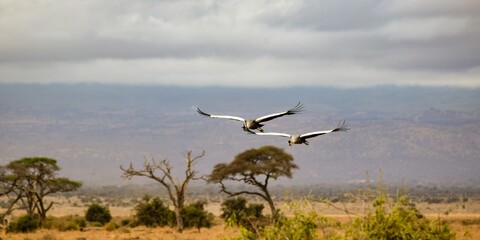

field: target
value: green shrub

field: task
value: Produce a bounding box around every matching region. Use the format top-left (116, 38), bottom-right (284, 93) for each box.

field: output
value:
top-left (181, 200), bottom-right (214, 231)
top-left (76, 217), bottom-right (87, 228)
top-left (134, 195), bottom-right (174, 227)
top-left (57, 221), bottom-right (79, 231)
top-left (90, 221), bottom-right (104, 227)
top-left (120, 218), bottom-right (131, 226)
top-left (228, 207), bottom-right (339, 240)
top-left (41, 216), bottom-right (56, 230)
top-left (347, 194), bottom-right (455, 240)
top-left (8, 214), bottom-right (40, 233)
top-left (263, 212), bottom-right (337, 240)
top-left (104, 221), bottom-right (119, 231)
top-left (221, 197), bottom-right (249, 221)
top-left (85, 203), bottom-right (112, 225)
top-left (42, 215), bottom-right (85, 231)
top-left (221, 197), bottom-right (265, 231)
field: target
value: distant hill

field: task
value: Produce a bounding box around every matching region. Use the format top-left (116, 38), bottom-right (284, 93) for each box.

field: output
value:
top-left (0, 84), bottom-right (479, 186)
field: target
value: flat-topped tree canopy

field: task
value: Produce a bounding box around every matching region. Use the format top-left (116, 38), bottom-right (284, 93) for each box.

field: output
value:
top-left (208, 146), bottom-right (298, 218)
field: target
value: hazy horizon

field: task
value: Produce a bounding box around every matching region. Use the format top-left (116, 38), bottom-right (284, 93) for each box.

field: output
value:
top-left (1, 84), bottom-right (479, 186)
top-left (1, 1), bottom-right (479, 187)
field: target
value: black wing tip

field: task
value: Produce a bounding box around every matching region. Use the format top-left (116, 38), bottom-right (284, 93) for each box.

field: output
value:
top-left (333, 120), bottom-right (350, 132)
top-left (196, 107), bottom-right (211, 117)
top-left (287, 102), bottom-right (305, 114)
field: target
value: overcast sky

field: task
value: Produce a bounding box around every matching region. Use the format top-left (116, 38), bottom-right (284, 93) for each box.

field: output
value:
top-left (1, 0), bottom-right (479, 88)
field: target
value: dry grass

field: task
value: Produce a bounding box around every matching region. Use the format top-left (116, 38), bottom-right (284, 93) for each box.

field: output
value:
top-left (4, 215), bottom-right (480, 240)
top-left (3, 197), bottom-right (480, 239)
top-left (4, 224), bottom-right (239, 240)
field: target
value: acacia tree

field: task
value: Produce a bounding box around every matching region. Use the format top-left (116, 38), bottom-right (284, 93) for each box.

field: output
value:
top-left (0, 166), bottom-right (22, 225)
top-left (207, 146), bottom-right (298, 218)
top-left (120, 150), bottom-right (205, 233)
top-left (1, 157), bottom-right (82, 223)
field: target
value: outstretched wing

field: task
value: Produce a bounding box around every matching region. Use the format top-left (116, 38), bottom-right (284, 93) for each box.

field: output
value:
top-left (196, 108), bottom-right (245, 122)
top-left (300, 121), bottom-right (350, 139)
top-left (255, 102), bottom-right (304, 123)
top-left (251, 131), bottom-right (292, 138)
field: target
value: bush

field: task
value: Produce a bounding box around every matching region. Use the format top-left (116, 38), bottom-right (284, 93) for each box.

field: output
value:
top-left (221, 197), bottom-right (248, 220)
top-left (43, 215), bottom-right (86, 231)
top-left (57, 221), bottom-right (79, 231)
top-left (85, 203), bottom-right (112, 225)
top-left (120, 218), bottom-right (131, 226)
top-left (8, 214), bottom-right (40, 233)
top-left (262, 212), bottom-right (338, 240)
top-left (228, 203), bottom-right (339, 240)
top-left (181, 200), bottom-right (214, 231)
top-left (347, 194), bottom-right (455, 240)
top-left (221, 197), bottom-right (265, 231)
top-left (90, 221), bottom-right (104, 227)
top-left (104, 221), bottom-right (119, 231)
top-left (134, 195), bottom-right (174, 227)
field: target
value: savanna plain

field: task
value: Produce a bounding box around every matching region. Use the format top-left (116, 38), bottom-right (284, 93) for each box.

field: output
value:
top-left (3, 184), bottom-right (480, 240)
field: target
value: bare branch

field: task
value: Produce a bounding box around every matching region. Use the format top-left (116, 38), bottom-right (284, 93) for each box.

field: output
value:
top-left (217, 181), bottom-right (268, 201)
top-left (119, 150), bottom-right (206, 233)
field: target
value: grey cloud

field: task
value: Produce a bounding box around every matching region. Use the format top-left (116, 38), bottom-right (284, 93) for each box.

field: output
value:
top-left (258, 0), bottom-right (480, 72)
top-left (261, 0), bottom-right (386, 31)
top-left (0, 0), bottom-right (479, 87)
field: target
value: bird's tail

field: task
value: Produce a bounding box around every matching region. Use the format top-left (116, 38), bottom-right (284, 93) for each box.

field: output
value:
top-left (244, 127), bottom-right (257, 135)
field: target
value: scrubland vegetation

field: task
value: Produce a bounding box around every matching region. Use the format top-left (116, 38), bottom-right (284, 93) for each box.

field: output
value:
top-left (3, 180), bottom-right (480, 239)
top-left (2, 150), bottom-right (480, 239)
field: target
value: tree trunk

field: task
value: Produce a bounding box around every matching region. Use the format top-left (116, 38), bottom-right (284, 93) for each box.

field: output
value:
top-left (263, 187), bottom-right (277, 219)
top-left (174, 208), bottom-right (184, 233)
top-left (266, 197), bottom-right (277, 219)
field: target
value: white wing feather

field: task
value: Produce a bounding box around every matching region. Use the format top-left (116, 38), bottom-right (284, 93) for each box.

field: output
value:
top-left (254, 132), bottom-right (291, 138)
top-left (300, 121), bottom-right (349, 139)
top-left (299, 130), bottom-right (334, 139)
top-left (206, 114), bottom-right (245, 122)
top-left (255, 102), bottom-right (304, 123)
top-left (196, 108), bottom-right (245, 122)
top-left (255, 112), bottom-right (290, 122)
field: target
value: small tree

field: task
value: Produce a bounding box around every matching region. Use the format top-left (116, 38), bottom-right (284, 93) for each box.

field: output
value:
top-left (85, 203), bottom-right (112, 225)
top-left (0, 166), bottom-right (22, 224)
top-left (120, 150), bottom-right (205, 233)
top-left (208, 146), bottom-right (297, 218)
top-left (134, 195), bottom-right (174, 227)
top-left (1, 157), bottom-right (82, 224)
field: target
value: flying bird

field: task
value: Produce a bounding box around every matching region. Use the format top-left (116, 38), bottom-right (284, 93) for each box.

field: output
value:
top-left (196, 102), bottom-right (304, 132)
top-left (248, 121), bottom-right (349, 146)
